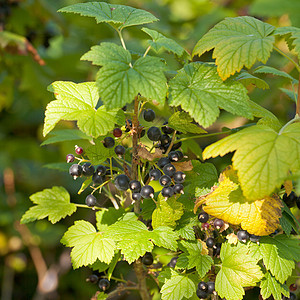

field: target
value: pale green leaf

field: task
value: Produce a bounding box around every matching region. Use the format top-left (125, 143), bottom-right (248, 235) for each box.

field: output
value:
top-left (168, 111), bottom-right (207, 134)
top-left (161, 269), bottom-right (196, 300)
top-left (59, 2), bottom-right (158, 30)
top-left (260, 272), bottom-right (289, 300)
top-left (61, 220), bottom-right (116, 268)
top-left (215, 242), bottom-right (263, 300)
top-left (169, 63), bottom-right (252, 128)
top-left (234, 71), bottom-right (269, 89)
top-left (193, 16), bottom-right (275, 80)
top-left (21, 186), bottom-right (76, 224)
top-left (203, 123), bottom-right (300, 200)
top-left (97, 292), bottom-right (107, 300)
top-left (96, 207), bottom-right (126, 229)
top-left (0, 31), bottom-right (27, 51)
top-left (141, 27), bottom-right (185, 56)
top-left (150, 227), bottom-right (178, 251)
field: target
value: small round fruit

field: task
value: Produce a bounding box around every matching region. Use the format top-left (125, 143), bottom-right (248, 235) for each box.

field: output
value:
top-left (168, 257), bottom-right (178, 268)
top-left (163, 163), bottom-right (176, 177)
top-left (129, 180), bottom-right (141, 193)
top-left (162, 121), bottom-right (174, 134)
top-left (198, 212), bottom-right (209, 223)
top-left (207, 281), bottom-right (215, 294)
top-left (147, 126), bottom-right (161, 141)
top-left (69, 164), bottom-right (83, 179)
top-left (196, 289), bottom-right (208, 299)
top-left (157, 157), bottom-right (170, 168)
top-left (114, 145), bottom-right (126, 156)
top-left (213, 243), bottom-right (221, 256)
top-left (206, 237), bottom-right (216, 248)
top-left (173, 183), bottom-right (184, 194)
top-left (289, 283), bottom-right (297, 292)
top-left (140, 185), bottom-right (155, 199)
top-left (283, 192), bottom-right (297, 208)
top-left (98, 278), bottom-right (110, 291)
top-left (213, 219), bottom-right (224, 230)
top-left (114, 174), bottom-right (130, 191)
top-left (125, 119), bottom-right (132, 132)
top-left (202, 223), bottom-right (210, 231)
top-left (66, 154), bottom-right (75, 163)
top-left (160, 134), bottom-right (171, 146)
top-left (82, 163), bottom-right (95, 177)
top-left (168, 151), bottom-right (180, 162)
top-left (96, 165), bottom-right (106, 176)
top-left (249, 234), bottom-right (260, 243)
top-left (237, 230), bottom-right (250, 243)
top-left (171, 141), bottom-right (182, 150)
top-left (87, 274), bottom-right (99, 284)
top-left (173, 171), bottom-right (186, 183)
top-left (113, 127), bottom-right (122, 137)
top-left (198, 281), bottom-right (208, 291)
top-left (103, 137), bottom-right (115, 148)
top-left (175, 151), bottom-right (184, 161)
top-left (159, 175), bottom-right (172, 187)
top-left (139, 128), bottom-right (146, 138)
top-left (92, 173), bottom-right (103, 185)
top-left (85, 194), bottom-right (97, 207)
top-left (143, 109), bottom-right (156, 122)
top-left (132, 192), bottom-right (141, 201)
top-left (161, 186), bottom-right (174, 198)
top-left (149, 169), bottom-right (162, 181)
top-left (142, 252), bottom-right (153, 265)
top-left (75, 145), bottom-right (83, 155)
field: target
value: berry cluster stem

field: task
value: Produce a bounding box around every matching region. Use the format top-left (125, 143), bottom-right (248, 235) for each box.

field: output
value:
top-left (297, 72), bottom-right (300, 117)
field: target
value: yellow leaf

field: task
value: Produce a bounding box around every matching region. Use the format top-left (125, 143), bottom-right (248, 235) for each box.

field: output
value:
top-left (226, 233), bottom-right (238, 245)
top-left (284, 180), bottom-right (293, 196)
top-left (202, 166), bottom-right (282, 236)
top-left (198, 239), bottom-right (209, 255)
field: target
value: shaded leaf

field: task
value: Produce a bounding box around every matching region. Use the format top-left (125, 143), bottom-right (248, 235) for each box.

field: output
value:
top-left (235, 71), bottom-right (269, 89)
top-left (254, 65), bottom-right (297, 84)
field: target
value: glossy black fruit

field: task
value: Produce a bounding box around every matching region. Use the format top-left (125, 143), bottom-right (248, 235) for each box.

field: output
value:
top-left (171, 141), bottom-right (182, 150)
top-left (142, 252), bottom-right (153, 265)
top-left (161, 186), bottom-right (174, 198)
top-left (207, 281), bottom-right (215, 294)
top-left (198, 281), bottom-right (208, 291)
top-left (140, 185), bottom-right (155, 199)
top-left (69, 164), bottom-right (83, 179)
top-left (114, 174), bottom-right (130, 191)
top-left (160, 134), bottom-right (171, 146)
top-left (132, 192), bottom-right (142, 201)
top-left (92, 172), bottom-right (103, 185)
top-left (87, 274), bottom-right (99, 284)
top-left (98, 278), bottom-right (110, 291)
top-left (66, 154), bottom-right (75, 163)
top-left (237, 230), bottom-right (250, 242)
top-left (147, 126), bottom-right (161, 141)
top-left (213, 219), bottom-right (224, 230)
top-left (283, 192), bottom-right (297, 208)
top-left (96, 165), bottom-right (107, 176)
top-left (103, 137), bottom-right (115, 148)
top-left (82, 163), bottom-right (95, 177)
top-left (113, 127), bottom-right (122, 137)
top-left (206, 237), bottom-right (216, 248)
top-left (196, 289), bottom-right (208, 299)
top-left (168, 151), bottom-right (182, 162)
top-left (159, 175), bottom-right (172, 187)
top-left (173, 183), bottom-right (184, 194)
top-left (249, 234), bottom-right (260, 243)
top-left (149, 169), bottom-right (162, 181)
top-left (143, 109), bottom-right (156, 122)
top-left (173, 171), bottom-right (186, 183)
top-left (168, 257), bottom-right (178, 268)
top-left (198, 212), bottom-right (209, 223)
top-left (163, 163), bottom-right (176, 177)
top-left (162, 121), bottom-right (174, 134)
top-left (114, 145), bottom-right (126, 156)
top-left (129, 180), bottom-right (141, 192)
top-left (157, 157), bottom-right (170, 168)
top-left (85, 194), bottom-right (97, 207)
top-left (213, 243), bottom-right (221, 256)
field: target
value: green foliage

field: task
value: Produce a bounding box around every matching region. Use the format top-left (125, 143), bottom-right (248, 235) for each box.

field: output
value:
top-left (260, 272), bottom-right (289, 300)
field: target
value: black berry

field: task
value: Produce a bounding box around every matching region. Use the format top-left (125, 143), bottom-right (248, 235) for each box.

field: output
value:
top-left (82, 163), bottom-right (95, 177)
top-left (171, 141), bottom-right (182, 150)
top-left (168, 257), bottom-right (178, 268)
top-left (149, 169), bottom-right (162, 181)
top-left (87, 274), bottom-right (99, 284)
top-left (173, 171), bottom-right (186, 183)
top-left (85, 194), bottom-right (97, 207)
top-left (249, 234), bottom-right (260, 243)
top-left (198, 212), bottom-right (209, 223)
top-left (168, 151), bottom-right (181, 162)
top-left (98, 278), bottom-right (110, 291)
top-left (207, 281), bottom-right (215, 294)
top-left (160, 134), bottom-right (171, 146)
top-left (129, 180), bottom-right (141, 192)
top-left (66, 154), bottom-right (75, 163)
top-left (196, 289), bottom-right (208, 299)
top-left (92, 172), bottom-right (103, 185)
top-left (75, 145), bottom-right (83, 155)
top-left (132, 192), bottom-right (142, 201)
top-left (237, 230), bottom-right (250, 243)
top-left (161, 186), bottom-right (174, 198)
top-left (163, 163), bottom-right (176, 177)
top-left (140, 185), bottom-right (154, 199)
top-left (159, 175), bottom-right (172, 187)
top-left (69, 164), bottom-right (82, 179)
top-left (142, 252), bottom-right (153, 265)
top-left (213, 243), bottom-right (221, 256)
top-left (173, 183), bottom-right (184, 194)
top-left (157, 157), bottom-right (170, 168)
top-left (206, 237), bottom-right (216, 248)
top-left (96, 165), bottom-right (107, 176)
top-left (198, 281), bottom-right (208, 292)
top-left (113, 127), bottom-right (122, 137)
top-left (143, 109), bottom-right (156, 122)
top-left (213, 219), bottom-right (224, 230)
top-left (139, 128), bottom-right (146, 138)
top-left (114, 174), bottom-right (130, 191)
top-left (147, 126), bottom-right (161, 141)
top-left (103, 137), bottom-right (115, 148)
top-left (114, 145), bottom-right (125, 156)
top-left (175, 151), bottom-right (184, 161)
top-left (162, 121), bottom-right (174, 134)
top-left (283, 192), bottom-right (297, 208)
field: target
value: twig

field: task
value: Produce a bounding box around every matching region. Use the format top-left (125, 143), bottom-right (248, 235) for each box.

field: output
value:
top-left (133, 259), bottom-right (151, 300)
top-left (274, 46), bottom-right (300, 72)
top-left (297, 72), bottom-right (300, 117)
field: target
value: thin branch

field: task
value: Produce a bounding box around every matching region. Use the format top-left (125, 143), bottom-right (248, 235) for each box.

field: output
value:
top-left (297, 72), bottom-right (300, 116)
top-left (133, 259), bottom-right (151, 300)
top-left (273, 46), bottom-right (300, 72)
top-left (143, 45), bottom-right (151, 57)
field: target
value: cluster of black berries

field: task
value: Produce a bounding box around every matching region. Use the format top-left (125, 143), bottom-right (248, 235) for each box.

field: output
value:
top-left (237, 230), bottom-right (260, 243)
top-left (283, 191), bottom-right (300, 209)
top-left (86, 274), bottom-right (110, 291)
top-left (196, 281), bottom-right (216, 299)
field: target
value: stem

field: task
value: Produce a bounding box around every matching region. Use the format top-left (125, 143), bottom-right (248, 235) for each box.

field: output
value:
top-left (165, 130), bottom-right (177, 155)
top-left (297, 72), bottom-right (300, 116)
top-left (176, 130), bottom-right (232, 143)
top-left (117, 29), bottom-right (127, 50)
top-left (133, 259), bottom-right (151, 300)
top-left (278, 116), bottom-right (300, 135)
top-left (143, 45), bottom-right (151, 57)
top-left (74, 203), bottom-right (103, 210)
top-left (274, 46), bottom-right (300, 72)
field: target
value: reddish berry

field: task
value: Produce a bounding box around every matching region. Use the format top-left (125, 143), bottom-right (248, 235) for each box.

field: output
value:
top-left (75, 145), bottom-right (83, 155)
top-left (202, 223), bottom-right (210, 230)
top-left (290, 283), bottom-right (297, 291)
top-left (113, 128), bottom-right (122, 137)
top-left (66, 154), bottom-right (75, 163)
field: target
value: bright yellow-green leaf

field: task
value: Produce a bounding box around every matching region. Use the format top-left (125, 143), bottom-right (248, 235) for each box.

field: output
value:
top-left (203, 123), bottom-right (300, 200)
top-left (260, 272), bottom-right (289, 300)
top-left (193, 16), bottom-right (275, 80)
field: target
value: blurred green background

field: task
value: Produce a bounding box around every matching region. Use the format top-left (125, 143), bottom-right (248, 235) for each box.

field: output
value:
top-left (0, 0), bottom-right (299, 299)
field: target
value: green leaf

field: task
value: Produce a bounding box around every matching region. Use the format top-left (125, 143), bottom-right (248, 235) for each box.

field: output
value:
top-left (215, 242), bottom-right (263, 300)
top-left (41, 129), bottom-right (92, 146)
top-left (161, 269), bottom-right (196, 300)
top-left (97, 292), bottom-right (107, 300)
top-left (150, 227), bottom-right (178, 251)
top-left (44, 81), bottom-right (124, 138)
top-left (21, 186), bottom-right (76, 224)
top-left (107, 251), bottom-right (121, 280)
top-left (175, 212), bottom-right (198, 240)
top-left (59, 2), bottom-right (158, 30)
top-left (141, 27), bottom-right (185, 56)
top-left (82, 43), bottom-right (167, 109)
top-left (169, 63), bottom-right (252, 128)
top-left (279, 88), bottom-right (297, 103)
top-left (168, 111), bottom-right (207, 134)
top-left (234, 71), bottom-right (269, 89)
top-left (176, 253), bottom-right (189, 269)
top-left (89, 260), bottom-right (109, 273)
top-left (249, 235), bottom-right (300, 283)
top-left (152, 195), bottom-right (184, 229)
top-left (61, 220), bottom-right (116, 268)
top-left (203, 123), bottom-right (300, 200)
top-left (260, 272), bottom-right (289, 300)
top-left (180, 240), bottom-right (213, 278)
top-left (193, 16), bottom-right (275, 80)
top-left (96, 207), bottom-right (126, 228)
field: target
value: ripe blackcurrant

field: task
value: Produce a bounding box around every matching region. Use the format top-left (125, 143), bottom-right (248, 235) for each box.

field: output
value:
top-left (139, 128), bottom-right (146, 138)
top-left (198, 281), bottom-right (208, 291)
top-left (96, 165), bottom-right (106, 176)
top-left (75, 145), bottom-right (83, 155)
top-left (207, 281), bottom-right (215, 294)
top-left (82, 162), bottom-right (95, 177)
top-left (140, 185), bottom-right (154, 199)
top-left (92, 172), bottom-right (103, 185)
top-left (198, 212), bottom-right (209, 223)
top-left (129, 180), bottom-right (141, 192)
top-left (125, 119), bottom-right (132, 132)
top-left (149, 169), bottom-right (162, 181)
top-left (114, 145), bottom-right (125, 156)
top-left (132, 192), bottom-right (141, 201)
top-left (173, 183), bottom-right (184, 194)
top-left (147, 126), bottom-right (161, 141)
top-left (168, 151), bottom-right (181, 162)
top-left (98, 278), bottom-right (110, 291)
top-left (157, 157), bottom-right (170, 168)
top-left (162, 121), bottom-right (174, 134)
top-left (142, 252), bottom-right (153, 265)
top-left (161, 186), bottom-right (174, 198)
top-left (69, 164), bottom-right (82, 179)
top-left (196, 289), bottom-right (208, 299)
top-left (163, 163), bottom-right (176, 177)
top-left (206, 237), bottom-right (216, 248)
top-left (103, 137), bottom-right (115, 148)
top-left (159, 175), bottom-right (172, 187)
top-left (66, 154), bottom-right (75, 163)
top-left (114, 174), bottom-right (130, 191)
top-left (160, 134), bottom-right (171, 146)
top-left (85, 194), bottom-right (97, 207)
top-left (113, 127), bottom-right (122, 137)
top-left (237, 230), bottom-right (250, 243)
top-left (249, 234), bottom-right (260, 243)
top-left (87, 274), bottom-right (99, 284)
top-left (283, 192), bottom-right (297, 208)
top-left (173, 171), bottom-right (186, 183)
top-left (168, 257), bottom-right (178, 268)
top-left (143, 109), bottom-right (156, 122)
top-left (175, 151), bottom-right (184, 160)
top-left (213, 219), bottom-right (224, 230)
top-left (171, 141), bottom-right (182, 150)
top-left (213, 243), bottom-right (221, 256)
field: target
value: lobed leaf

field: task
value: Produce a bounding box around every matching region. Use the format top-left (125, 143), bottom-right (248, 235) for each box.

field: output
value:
top-left (260, 272), bottom-right (289, 300)
top-left (234, 71), bottom-right (269, 89)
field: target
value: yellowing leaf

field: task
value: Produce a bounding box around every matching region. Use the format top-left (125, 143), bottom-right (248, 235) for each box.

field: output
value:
top-left (201, 167), bottom-right (282, 235)
top-left (284, 180), bottom-right (293, 196)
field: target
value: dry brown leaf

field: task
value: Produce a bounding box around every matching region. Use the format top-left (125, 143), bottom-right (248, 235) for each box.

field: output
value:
top-left (137, 145), bottom-right (163, 161)
top-left (172, 160), bottom-right (193, 172)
